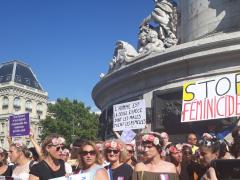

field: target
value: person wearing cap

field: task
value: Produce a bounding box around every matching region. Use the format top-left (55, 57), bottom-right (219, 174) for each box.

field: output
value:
top-left (133, 132), bottom-right (178, 180)
top-left (104, 139), bottom-right (133, 180)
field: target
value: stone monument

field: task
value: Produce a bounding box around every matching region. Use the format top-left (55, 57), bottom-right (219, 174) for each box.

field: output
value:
top-left (93, 0), bottom-right (240, 139)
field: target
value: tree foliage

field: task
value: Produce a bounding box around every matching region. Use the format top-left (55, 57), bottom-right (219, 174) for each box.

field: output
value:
top-left (41, 98), bottom-right (99, 145)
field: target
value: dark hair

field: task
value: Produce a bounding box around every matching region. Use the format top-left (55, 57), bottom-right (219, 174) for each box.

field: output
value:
top-left (70, 138), bottom-right (83, 159)
top-left (230, 126), bottom-right (240, 158)
top-left (28, 147), bottom-right (39, 161)
top-left (0, 149), bottom-right (8, 165)
top-left (199, 138), bottom-right (221, 154)
top-left (231, 126), bottom-right (240, 140)
top-left (141, 132), bottom-right (163, 151)
top-left (186, 133), bottom-right (197, 140)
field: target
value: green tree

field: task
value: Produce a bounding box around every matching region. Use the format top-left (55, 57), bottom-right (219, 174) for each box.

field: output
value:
top-left (41, 98), bottom-right (99, 145)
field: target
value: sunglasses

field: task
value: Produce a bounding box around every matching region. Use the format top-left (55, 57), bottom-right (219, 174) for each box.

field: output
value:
top-left (48, 144), bottom-right (65, 151)
top-left (80, 150), bottom-right (96, 156)
top-left (106, 149), bottom-right (119, 154)
top-left (127, 150), bottom-right (134, 154)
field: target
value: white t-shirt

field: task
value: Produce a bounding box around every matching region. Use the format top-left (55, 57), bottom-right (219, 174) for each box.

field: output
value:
top-left (64, 162), bottom-right (73, 174)
top-left (12, 161), bottom-right (31, 180)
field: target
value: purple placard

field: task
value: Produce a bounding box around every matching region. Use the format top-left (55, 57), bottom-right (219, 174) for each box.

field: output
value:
top-left (9, 113), bottom-right (30, 137)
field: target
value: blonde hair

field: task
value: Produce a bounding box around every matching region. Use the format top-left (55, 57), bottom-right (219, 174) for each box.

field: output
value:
top-left (103, 139), bottom-right (127, 163)
top-left (10, 143), bottom-right (31, 158)
top-left (78, 141), bottom-right (103, 169)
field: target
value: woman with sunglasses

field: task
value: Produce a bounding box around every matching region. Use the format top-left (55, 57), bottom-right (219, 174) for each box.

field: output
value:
top-left (133, 132), bottom-right (178, 180)
top-left (0, 147), bottom-right (13, 176)
top-left (78, 140), bottom-right (109, 180)
top-left (125, 143), bottom-right (137, 169)
top-left (29, 134), bottom-right (66, 180)
top-left (104, 140), bottom-right (133, 180)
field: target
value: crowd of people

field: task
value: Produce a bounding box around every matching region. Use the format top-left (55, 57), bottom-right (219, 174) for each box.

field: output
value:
top-left (0, 126), bottom-right (239, 180)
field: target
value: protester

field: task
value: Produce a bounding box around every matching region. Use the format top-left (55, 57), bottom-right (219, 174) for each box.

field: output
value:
top-left (29, 134), bottom-right (66, 180)
top-left (186, 133), bottom-right (199, 154)
top-left (60, 148), bottom-right (73, 174)
top-left (78, 140), bottom-right (109, 180)
top-left (181, 144), bottom-right (193, 162)
top-left (29, 130), bottom-right (43, 161)
top-left (125, 143), bottom-right (137, 169)
top-left (160, 132), bottom-right (172, 160)
top-left (197, 138), bottom-right (220, 180)
top-left (0, 147), bottom-right (13, 176)
top-left (28, 147), bottom-right (40, 162)
top-left (104, 139), bottom-right (133, 180)
top-left (95, 141), bottom-right (109, 167)
top-left (69, 138), bottom-right (82, 172)
top-left (9, 142), bottom-right (32, 180)
top-left (133, 132), bottom-right (178, 180)
top-left (230, 126), bottom-right (240, 159)
top-left (169, 144), bottom-right (182, 174)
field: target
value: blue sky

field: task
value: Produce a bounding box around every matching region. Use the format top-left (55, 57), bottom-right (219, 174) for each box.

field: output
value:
top-left (0, 0), bottom-right (172, 112)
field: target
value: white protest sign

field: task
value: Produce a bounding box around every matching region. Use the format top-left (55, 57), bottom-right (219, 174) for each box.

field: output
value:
top-left (113, 99), bottom-right (146, 131)
top-left (120, 129), bottom-right (136, 143)
top-left (181, 73), bottom-right (240, 122)
top-left (50, 173), bottom-right (90, 180)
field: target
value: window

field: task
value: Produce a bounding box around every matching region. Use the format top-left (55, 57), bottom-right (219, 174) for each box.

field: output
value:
top-left (25, 100), bottom-right (32, 112)
top-left (36, 103), bottom-right (43, 113)
top-left (13, 97), bottom-right (21, 109)
top-left (24, 78), bottom-right (30, 85)
top-left (15, 75), bottom-right (21, 82)
top-left (0, 76), bottom-right (3, 82)
top-left (2, 96), bottom-right (9, 109)
top-left (0, 123), bottom-right (3, 133)
top-left (34, 81), bottom-right (39, 88)
top-left (0, 139), bottom-right (4, 145)
top-left (5, 74), bottom-right (11, 81)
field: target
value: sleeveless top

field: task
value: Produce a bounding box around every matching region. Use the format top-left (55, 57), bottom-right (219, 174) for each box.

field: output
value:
top-left (79, 164), bottom-right (103, 179)
top-left (132, 171), bottom-right (179, 180)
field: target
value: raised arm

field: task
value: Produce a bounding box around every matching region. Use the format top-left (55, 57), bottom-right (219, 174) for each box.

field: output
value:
top-left (29, 130), bottom-right (44, 160)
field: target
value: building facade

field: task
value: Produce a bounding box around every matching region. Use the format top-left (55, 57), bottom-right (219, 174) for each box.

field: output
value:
top-left (0, 60), bottom-right (48, 148)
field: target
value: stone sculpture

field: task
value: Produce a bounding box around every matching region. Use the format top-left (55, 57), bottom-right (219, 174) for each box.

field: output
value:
top-left (108, 41), bottom-right (138, 72)
top-left (104, 0), bottom-right (179, 75)
top-left (138, 26), bottom-right (165, 54)
top-left (140, 0), bottom-right (178, 48)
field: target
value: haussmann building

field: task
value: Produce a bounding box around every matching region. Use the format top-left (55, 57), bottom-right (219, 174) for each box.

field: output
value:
top-left (0, 60), bottom-right (48, 148)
